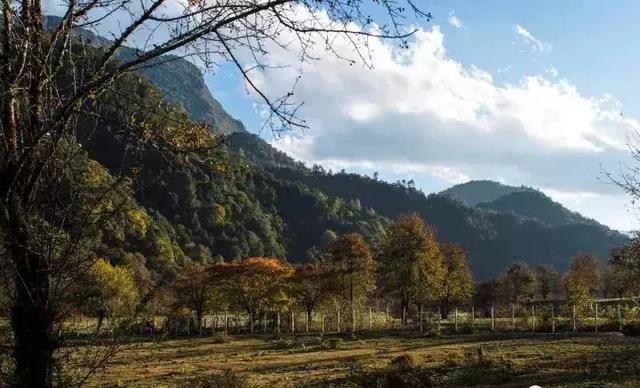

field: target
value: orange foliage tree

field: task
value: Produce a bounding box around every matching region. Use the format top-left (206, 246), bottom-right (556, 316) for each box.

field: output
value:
top-left (215, 257), bottom-right (293, 332)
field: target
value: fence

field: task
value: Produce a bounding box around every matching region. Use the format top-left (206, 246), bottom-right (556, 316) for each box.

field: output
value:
top-left (59, 297), bottom-right (640, 339)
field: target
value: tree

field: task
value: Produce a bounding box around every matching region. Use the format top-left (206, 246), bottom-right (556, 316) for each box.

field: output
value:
top-left (500, 262), bottom-right (536, 304)
top-left (562, 253), bottom-right (603, 308)
top-left (173, 263), bottom-right (222, 331)
top-left (379, 214), bottom-right (444, 323)
top-left (605, 262), bottom-right (637, 298)
top-left (535, 264), bottom-right (560, 300)
top-left (608, 236), bottom-right (640, 296)
top-left (326, 233), bottom-right (375, 331)
top-left (80, 259), bottom-right (139, 331)
top-left (218, 257), bottom-right (293, 333)
top-left (0, 1), bottom-right (427, 384)
top-left (292, 263), bottom-right (329, 330)
top-left (439, 244), bottom-right (474, 318)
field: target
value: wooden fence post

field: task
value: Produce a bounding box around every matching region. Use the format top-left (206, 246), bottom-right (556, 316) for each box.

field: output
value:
top-left (305, 312), bottom-right (309, 333)
top-left (617, 304), bottom-right (623, 332)
top-left (454, 308), bottom-right (458, 332)
top-left (369, 307), bottom-right (373, 331)
top-left (402, 306), bottom-right (407, 329)
top-left (351, 307), bottom-right (356, 333)
top-left (263, 313), bottom-right (268, 334)
top-left (531, 305), bottom-right (535, 333)
top-left (337, 308), bottom-right (341, 332)
top-left (572, 305), bottom-right (577, 333)
top-left (276, 312), bottom-right (281, 334)
top-left (291, 310), bottom-right (295, 334)
top-left (321, 314), bottom-right (325, 334)
top-left (491, 305), bottom-right (495, 331)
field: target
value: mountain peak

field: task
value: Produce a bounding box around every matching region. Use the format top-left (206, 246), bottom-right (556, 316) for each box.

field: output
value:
top-left (440, 180), bottom-right (535, 206)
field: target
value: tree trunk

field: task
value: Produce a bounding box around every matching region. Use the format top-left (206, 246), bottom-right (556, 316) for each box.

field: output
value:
top-left (11, 303), bottom-right (56, 387)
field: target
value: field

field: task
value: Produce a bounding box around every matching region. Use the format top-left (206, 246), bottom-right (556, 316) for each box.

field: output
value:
top-left (82, 331), bottom-right (640, 387)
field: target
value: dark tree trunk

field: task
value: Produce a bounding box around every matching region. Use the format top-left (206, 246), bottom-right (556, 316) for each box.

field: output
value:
top-left (5, 206), bottom-right (57, 388)
top-left (11, 297), bottom-right (56, 388)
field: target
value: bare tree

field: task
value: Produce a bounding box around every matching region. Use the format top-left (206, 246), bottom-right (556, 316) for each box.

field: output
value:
top-left (0, 1), bottom-right (428, 385)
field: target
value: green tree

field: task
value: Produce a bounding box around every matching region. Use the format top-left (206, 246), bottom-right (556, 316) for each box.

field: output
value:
top-left (439, 244), bottom-right (474, 318)
top-left (500, 262), bottom-right (536, 304)
top-left (535, 264), bottom-right (561, 300)
top-left (326, 233), bottom-right (375, 331)
top-left (379, 214), bottom-right (444, 323)
top-left (562, 253), bottom-right (603, 308)
top-left (82, 259), bottom-right (139, 331)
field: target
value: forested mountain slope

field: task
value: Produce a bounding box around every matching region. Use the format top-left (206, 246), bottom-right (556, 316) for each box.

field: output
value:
top-left (229, 133), bottom-right (628, 279)
top-left (63, 20), bottom-right (628, 280)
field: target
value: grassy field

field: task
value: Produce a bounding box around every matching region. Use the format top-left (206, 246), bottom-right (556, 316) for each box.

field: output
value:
top-left (82, 331), bottom-right (640, 387)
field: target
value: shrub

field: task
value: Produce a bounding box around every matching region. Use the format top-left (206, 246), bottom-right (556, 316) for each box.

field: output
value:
top-left (423, 312), bottom-right (441, 337)
top-left (327, 337), bottom-right (344, 350)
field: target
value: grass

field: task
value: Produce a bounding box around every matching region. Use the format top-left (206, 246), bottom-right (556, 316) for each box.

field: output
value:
top-left (81, 331), bottom-right (640, 387)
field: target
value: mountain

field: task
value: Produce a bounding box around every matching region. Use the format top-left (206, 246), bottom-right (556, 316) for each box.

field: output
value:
top-left (60, 22), bottom-right (629, 280)
top-left (45, 15), bottom-right (246, 135)
top-left (137, 56), bottom-right (247, 135)
top-left (478, 190), bottom-right (600, 227)
top-left (441, 180), bottom-right (534, 206)
top-left (227, 133), bottom-right (628, 279)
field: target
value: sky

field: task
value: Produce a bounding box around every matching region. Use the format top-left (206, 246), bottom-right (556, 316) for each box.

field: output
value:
top-left (203, 0), bottom-right (640, 232)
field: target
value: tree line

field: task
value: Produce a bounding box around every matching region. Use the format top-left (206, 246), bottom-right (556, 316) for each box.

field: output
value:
top-left (81, 214), bottom-right (640, 335)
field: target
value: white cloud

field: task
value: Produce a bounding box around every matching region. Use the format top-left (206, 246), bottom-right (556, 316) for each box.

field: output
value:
top-left (239, 13), bottom-right (639, 229)
top-left (514, 24), bottom-right (553, 53)
top-left (448, 10), bottom-right (462, 28)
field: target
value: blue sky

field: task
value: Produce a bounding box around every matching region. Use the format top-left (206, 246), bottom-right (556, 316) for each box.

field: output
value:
top-left (202, 1), bottom-right (640, 231)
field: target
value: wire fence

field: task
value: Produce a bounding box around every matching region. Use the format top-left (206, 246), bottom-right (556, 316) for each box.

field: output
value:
top-left (52, 298), bottom-right (640, 339)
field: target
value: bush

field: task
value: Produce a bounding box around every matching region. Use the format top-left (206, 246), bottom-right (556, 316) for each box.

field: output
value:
top-left (181, 370), bottom-right (248, 388)
top-left (210, 332), bottom-right (230, 344)
top-left (326, 337), bottom-right (344, 350)
top-left (423, 312), bottom-right (441, 337)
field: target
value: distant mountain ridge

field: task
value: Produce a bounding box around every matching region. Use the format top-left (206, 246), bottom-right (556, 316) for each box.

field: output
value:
top-left (440, 180), bottom-right (535, 206)
top-left (443, 181), bottom-right (604, 229)
top-left (229, 133), bottom-right (628, 279)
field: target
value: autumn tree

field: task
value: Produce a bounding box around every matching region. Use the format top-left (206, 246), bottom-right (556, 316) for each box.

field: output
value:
top-left (0, 1), bottom-right (427, 384)
top-left (80, 259), bottom-right (139, 331)
top-left (292, 263), bottom-right (329, 331)
top-left (562, 253), bottom-right (603, 308)
top-left (218, 257), bottom-right (293, 333)
top-left (535, 264), bottom-right (561, 300)
top-left (439, 244), bottom-right (474, 318)
top-left (326, 233), bottom-right (375, 332)
top-left (379, 214), bottom-right (444, 323)
top-left (500, 262), bottom-right (536, 304)
top-left (173, 263), bottom-right (224, 331)
top-left (605, 262), bottom-right (637, 298)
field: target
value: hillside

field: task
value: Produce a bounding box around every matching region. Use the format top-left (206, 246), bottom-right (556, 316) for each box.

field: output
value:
top-left (61, 23), bottom-right (628, 280)
top-left (228, 133), bottom-right (628, 279)
top-left (478, 190), bottom-right (600, 227)
top-left (441, 180), bottom-right (534, 206)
